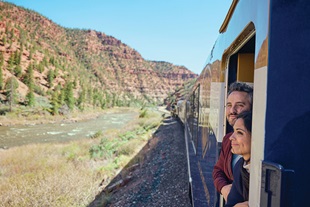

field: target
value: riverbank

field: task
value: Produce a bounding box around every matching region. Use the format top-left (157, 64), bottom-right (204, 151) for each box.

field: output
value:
top-left (89, 116), bottom-right (191, 207)
top-left (0, 108), bottom-right (164, 206)
top-left (0, 107), bottom-right (140, 127)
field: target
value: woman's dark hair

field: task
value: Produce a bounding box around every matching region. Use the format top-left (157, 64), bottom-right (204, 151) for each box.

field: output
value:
top-left (236, 111), bottom-right (252, 133)
top-left (236, 110), bottom-right (252, 201)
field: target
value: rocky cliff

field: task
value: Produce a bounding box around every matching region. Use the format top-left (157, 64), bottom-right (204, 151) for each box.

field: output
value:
top-left (0, 2), bottom-right (197, 109)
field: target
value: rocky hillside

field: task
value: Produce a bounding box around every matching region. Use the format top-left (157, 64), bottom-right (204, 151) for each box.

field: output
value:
top-left (0, 2), bottom-right (197, 112)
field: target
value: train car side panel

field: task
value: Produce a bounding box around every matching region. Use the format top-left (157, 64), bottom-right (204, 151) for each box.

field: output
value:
top-left (262, 0), bottom-right (310, 206)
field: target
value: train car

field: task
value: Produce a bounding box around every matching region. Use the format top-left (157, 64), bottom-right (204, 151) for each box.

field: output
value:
top-left (182, 0), bottom-right (310, 206)
top-left (175, 101), bottom-right (183, 120)
top-left (170, 103), bottom-right (177, 117)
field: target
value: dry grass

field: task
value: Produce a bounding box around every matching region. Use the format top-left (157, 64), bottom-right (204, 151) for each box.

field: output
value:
top-left (0, 141), bottom-right (98, 207)
top-left (0, 108), bottom-right (163, 207)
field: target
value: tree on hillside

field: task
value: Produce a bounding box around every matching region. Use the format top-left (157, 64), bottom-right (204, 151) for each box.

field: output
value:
top-left (92, 88), bottom-right (99, 108)
top-left (25, 90), bottom-right (35, 107)
top-left (42, 56), bottom-right (48, 67)
top-left (14, 65), bottom-right (22, 78)
top-left (37, 61), bottom-right (45, 73)
top-left (77, 88), bottom-right (86, 111)
top-left (59, 86), bottom-right (65, 106)
top-left (112, 93), bottom-right (117, 107)
top-left (73, 77), bottom-right (78, 89)
top-left (5, 77), bottom-right (19, 111)
top-left (54, 67), bottom-right (59, 78)
top-left (51, 90), bottom-right (59, 115)
top-left (87, 87), bottom-right (93, 105)
top-left (105, 92), bottom-right (111, 108)
top-left (0, 53), bottom-right (4, 90)
top-left (49, 56), bottom-right (55, 66)
top-left (8, 53), bottom-right (15, 72)
top-left (100, 96), bottom-right (106, 109)
top-left (28, 47), bottom-right (33, 60)
top-left (2, 36), bottom-right (6, 46)
top-left (23, 63), bottom-right (34, 90)
top-left (64, 82), bottom-right (74, 110)
top-left (47, 69), bottom-right (54, 87)
top-left (14, 50), bottom-right (21, 65)
top-left (0, 67), bottom-right (3, 91)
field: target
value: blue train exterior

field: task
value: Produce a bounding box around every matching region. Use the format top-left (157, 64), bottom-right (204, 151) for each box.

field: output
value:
top-left (178, 0), bottom-right (310, 206)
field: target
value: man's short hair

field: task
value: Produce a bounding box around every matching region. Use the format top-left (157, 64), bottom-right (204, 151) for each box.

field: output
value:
top-left (227, 82), bottom-right (253, 104)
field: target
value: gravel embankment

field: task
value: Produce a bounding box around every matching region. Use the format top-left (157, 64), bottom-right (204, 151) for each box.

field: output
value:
top-left (88, 116), bottom-right (192, 207)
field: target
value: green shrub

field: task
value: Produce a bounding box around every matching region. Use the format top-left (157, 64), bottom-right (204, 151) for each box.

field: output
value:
top-left (0, 107), bottom-right (10, 115)
top-left (119, 131), bottom-right (136, 141)
top-left (89, 145), bottom-right (104, 158)
top-left (89, 138), bottom-right (116, 159)
top-left (135, 127), bottom-right (146, 135)
top-left (90, 130), bottom-right (103, 139)
top-left (139, 109), bottom-right (148, 118)
top-left (143, 122), bottom-right (160, 131)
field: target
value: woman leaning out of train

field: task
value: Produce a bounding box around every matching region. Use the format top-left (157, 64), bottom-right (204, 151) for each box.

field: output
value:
top-left (225, 111), bottom-right (252, 207)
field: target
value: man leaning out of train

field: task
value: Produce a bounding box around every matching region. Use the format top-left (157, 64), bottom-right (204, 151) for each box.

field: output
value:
top-left (213, 82), bottom-right (253, 201)
top-left (225, 111), bottom-right (252, 207)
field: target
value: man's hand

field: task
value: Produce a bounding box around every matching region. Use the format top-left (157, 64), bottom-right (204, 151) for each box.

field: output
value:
top-left (221, 184), bottom-right (232, 201)
top-left (234, 201), bottom-right (249, 207)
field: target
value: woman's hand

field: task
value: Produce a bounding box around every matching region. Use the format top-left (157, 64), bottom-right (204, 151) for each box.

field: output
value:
top-left (234, 201), bottom-right (249, 207)
top-left (221, 184), bottom-right (232, 201)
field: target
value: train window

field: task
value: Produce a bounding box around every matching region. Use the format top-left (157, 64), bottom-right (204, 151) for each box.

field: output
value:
top-left (227, 36), bottom-right (255, 85)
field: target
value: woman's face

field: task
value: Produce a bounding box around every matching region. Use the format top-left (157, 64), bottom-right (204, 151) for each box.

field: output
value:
top-left (229, 118), bottom-right (251, 161)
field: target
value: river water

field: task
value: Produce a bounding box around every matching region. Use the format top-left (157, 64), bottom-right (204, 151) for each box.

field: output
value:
top-left (0, 110), bottom-right (138, 148)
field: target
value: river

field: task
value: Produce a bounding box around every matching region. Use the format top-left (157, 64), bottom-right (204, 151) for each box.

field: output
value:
top-left (0, 110), bottom-right (138, 148)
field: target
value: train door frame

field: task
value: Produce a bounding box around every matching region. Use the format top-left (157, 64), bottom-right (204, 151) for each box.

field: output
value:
top-left (218, 23), bottom-right (256, 207)
top-left (222, 23), bottom-right (256, 136)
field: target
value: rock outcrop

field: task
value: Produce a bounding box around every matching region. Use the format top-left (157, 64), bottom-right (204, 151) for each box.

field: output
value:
top-left (0, 2), bottom-right (198, 106)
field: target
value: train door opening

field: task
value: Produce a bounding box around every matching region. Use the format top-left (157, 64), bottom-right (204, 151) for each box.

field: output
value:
top-left (225, 35), bottom-right (255, 134)
top-left (218, 32), bottom-right (256, 207)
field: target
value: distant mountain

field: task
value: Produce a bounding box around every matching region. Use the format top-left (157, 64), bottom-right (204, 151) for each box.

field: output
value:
top-left (0, 2), bottom-right (197, 112)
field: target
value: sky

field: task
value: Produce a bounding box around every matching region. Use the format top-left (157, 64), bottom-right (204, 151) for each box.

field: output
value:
top-left (4, 0), bottom-right (231, 74)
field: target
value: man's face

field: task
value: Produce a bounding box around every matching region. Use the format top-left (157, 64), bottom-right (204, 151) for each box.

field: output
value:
top-left (226, 91), bottom-right (251, 126)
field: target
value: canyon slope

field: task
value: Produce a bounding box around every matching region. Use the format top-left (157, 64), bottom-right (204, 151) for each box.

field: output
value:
top-left (0, 2), bottom-right (197, 109)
